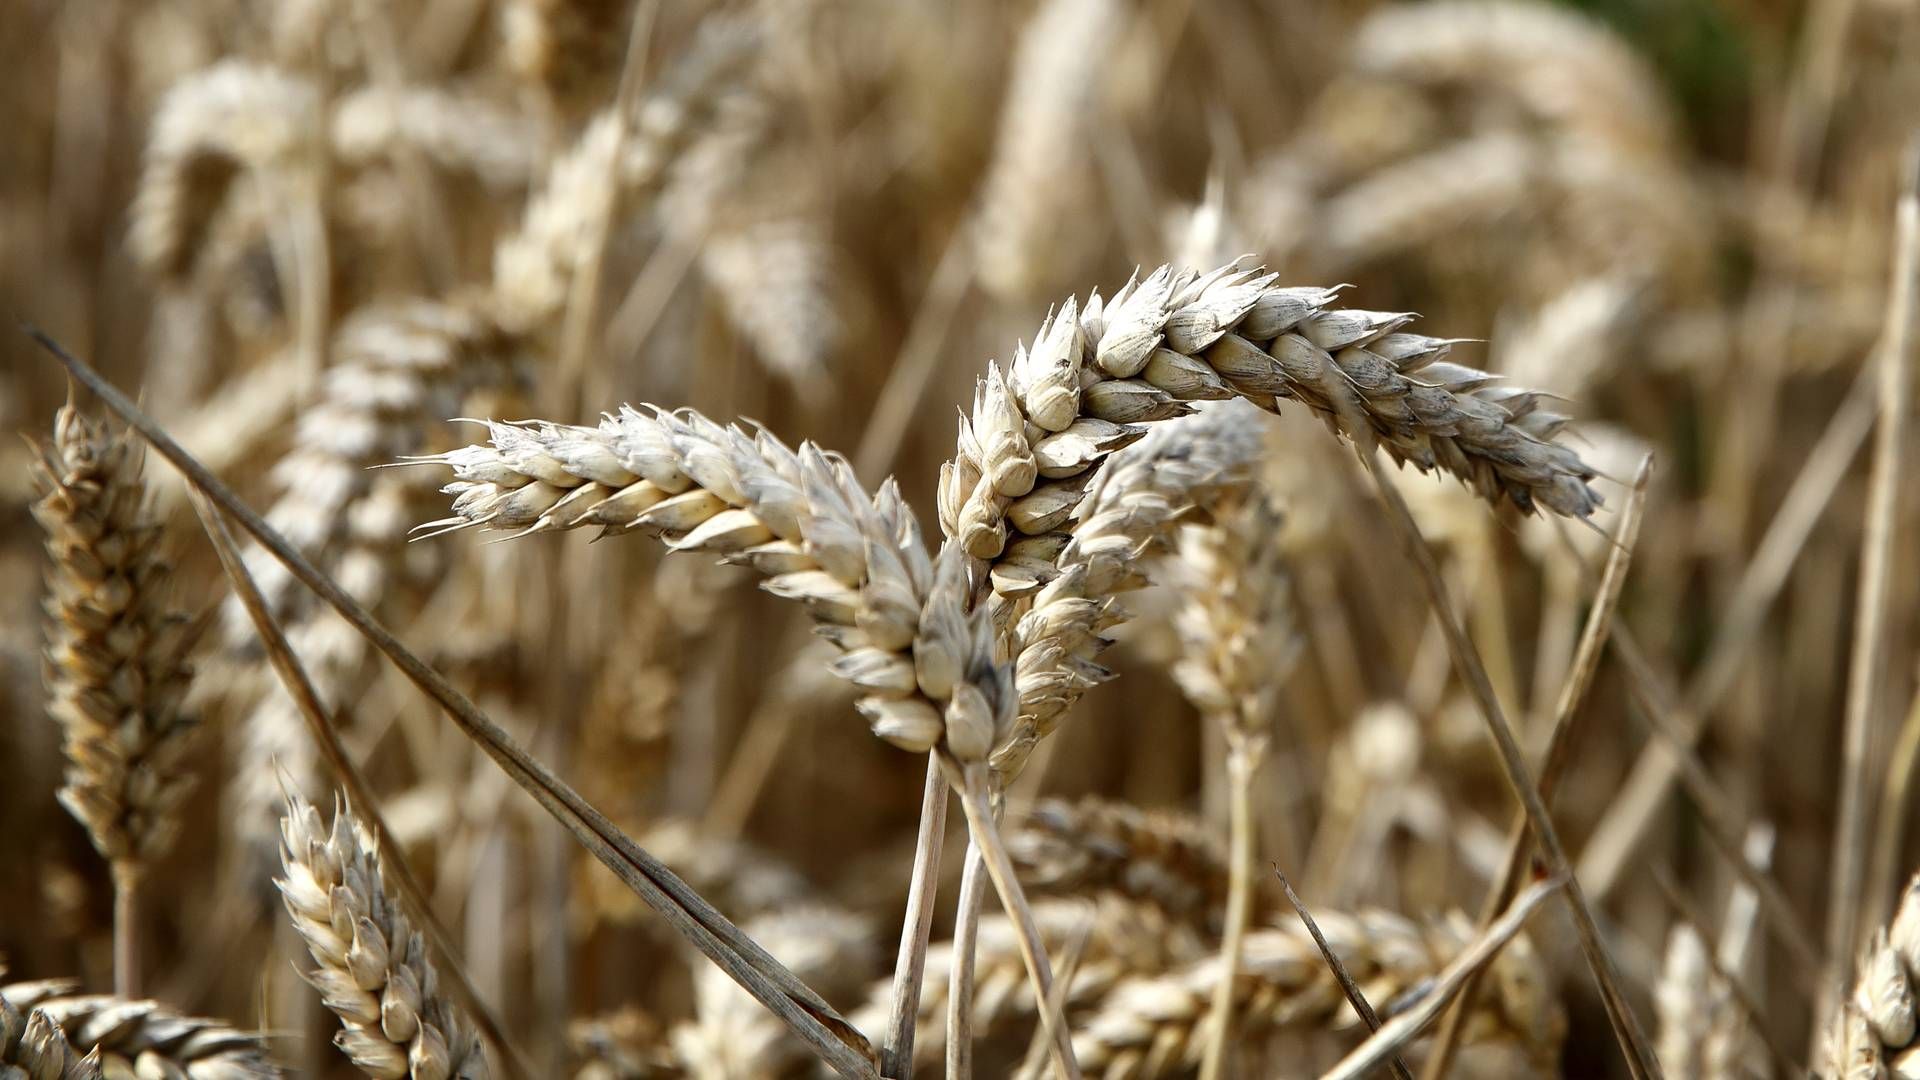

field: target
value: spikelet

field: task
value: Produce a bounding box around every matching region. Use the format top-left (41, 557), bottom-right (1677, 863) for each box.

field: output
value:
top-left (276, 790), bottom-right (489, 1079)
top-left (1822, 874), bottom-right (1920, 1078)
top-left (29, 405), bottom-right (199, 876)
top-left (1654, 926), bottom-right (1748, 1080)
top-left (0, 993), bottom-right (98, 1080)
top-left (1, 980), bottom-right (278, 1078)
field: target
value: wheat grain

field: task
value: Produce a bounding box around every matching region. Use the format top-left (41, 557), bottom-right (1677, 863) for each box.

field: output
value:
top-left (0, 993), bottom-right (98, 1080)
top-left (1822, 873), bottom-right (1920, 1077)
top-left (1, 980), bottom-right (278, 1078)
top-left (277, 789), bottom-right (490, 1079)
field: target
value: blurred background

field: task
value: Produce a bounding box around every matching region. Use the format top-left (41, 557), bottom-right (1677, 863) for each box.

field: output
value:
top-left (2, 0), bottom-right (1918, 1076)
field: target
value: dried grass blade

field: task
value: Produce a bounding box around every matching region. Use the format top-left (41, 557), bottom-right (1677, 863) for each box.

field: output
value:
top-left (1827, 138), bottom-right (1920, 1005)
top-left (1363, 448), bottom-right (1663, 1080)
top-left (1274, 868), bottom-right (1413, 1080)
top-left (1420, 453), bottom-right (1653, 1080)
top-left (189, 488), bottom-right (535, 1080)
top-left (1318, 876), bottom-right (1566, 1080)
top-left (30, 329), bottom-right (880, 1080)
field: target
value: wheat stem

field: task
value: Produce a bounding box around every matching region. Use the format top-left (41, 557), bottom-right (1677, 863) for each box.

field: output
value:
top-left (1197, 735), bottom-right (1262, 1080)
top-left (881, 760), bottom-right (950, 1079)
top-left (1365, 447), bottom-right (1662, 1079)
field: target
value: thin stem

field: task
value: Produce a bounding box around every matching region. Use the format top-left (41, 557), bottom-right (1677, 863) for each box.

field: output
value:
top-left (1364, 449), bottom-right (1663, 1080)
top-left (1866, 674), bottom-right (1920, 931)
top-left (944, 757), bottom-right (1080, 1080)
top-left (945, 842), bottom-right (990, 1080)
top-left (111, 864), bottom-right (140, 998)
top-left (1274, 867), bottom-right (1414, 1080)
top-left (1826, 140), bottom-right (1920, 1009)
top-left (1421, 455), bottom-right (1653, 1080)
top-left (882, 759), bottom-right (951, 1079)
top-left (1198, 731), bottom-right (1263, 1080)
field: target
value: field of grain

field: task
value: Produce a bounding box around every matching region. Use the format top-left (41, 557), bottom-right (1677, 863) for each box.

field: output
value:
top-left (4, 1), bottom-right (1920, 1077)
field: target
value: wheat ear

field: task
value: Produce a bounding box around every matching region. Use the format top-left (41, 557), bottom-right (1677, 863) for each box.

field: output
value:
top-left (277, 789), bottom-right (490, 1080)
top-left (30, 405), bottom-right (201, 997)
top-left (0, 993), bottom-right (98, 1080)
top-left (1, 980), bottom-right (278, 1078)
top-left (1007, 798), bottom-right (1231, 928)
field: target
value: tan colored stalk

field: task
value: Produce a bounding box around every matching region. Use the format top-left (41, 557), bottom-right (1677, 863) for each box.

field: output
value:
top-left (2, 980), bottom-right (277, 1077)
top-left (1828, 143), bottom-right (1920, 994)
top-left (277, 789), bottom-right (491, 1079)
top-left (0, 994), bottom-right (98, 1080)
top-left (30, 405), bottom-right (201, 998)
top-left (1364, 447), bottom-right (1660, 1078)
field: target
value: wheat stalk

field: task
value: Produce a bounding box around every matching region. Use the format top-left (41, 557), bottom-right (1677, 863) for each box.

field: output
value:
top-left (29, 405), bottom-right (201, 996)
top-left (277, 789), bottom-right (490, 1079)
top-left (1163, 491), bottom-right (1296, 1080)
top-left (1, 980), bottom-right (278, 1078)
top-left (0, 993), bottom-right (98, 1080)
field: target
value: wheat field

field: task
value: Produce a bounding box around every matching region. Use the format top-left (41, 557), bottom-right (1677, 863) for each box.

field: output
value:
top-left (4, 0), bottom-right (1920, 1077)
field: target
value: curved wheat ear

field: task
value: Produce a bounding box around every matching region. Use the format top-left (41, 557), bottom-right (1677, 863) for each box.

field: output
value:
top-left (1068, 910), bottom-right (1565, 1076)
top-left (848, 899), bottom-right (1207, 1071)
top-left (0, 993), bottom-right (98, 1080)
top-left (669, 905), bottom-right (873, 1079)
top-left (29, 406), bottom-right (199, 876)
top-left (1007, 798), bottom-right (1231, 928)
top-left (329, 86), bottom-right (540, 191)
top-left (410, 407), bottom-right (1014, 762)
top-left (1821, 874), bottom-right (1920, 1077)
top-left (129, 61), bottom-right (318, 280)
top-left (1, 980), bottom-right (277, 1077)
top-left (971, 0), bottom-right (1121, 299)
top-left (941, 261), bottom-right (1598, 570)
top-left (277, 790), bottom-right (489, 1080)
top-left (1349, 0), bottom-right (1676, 155)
